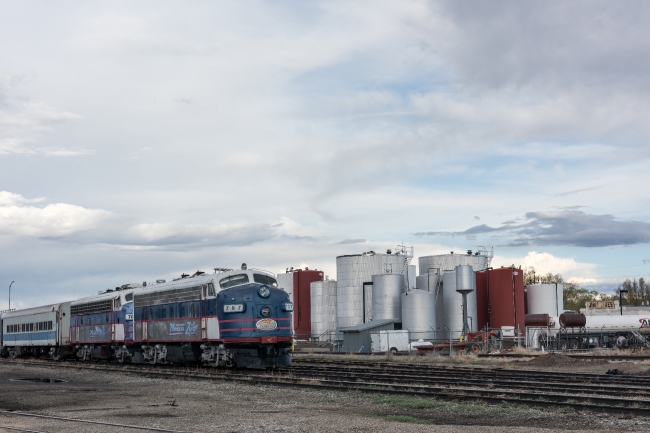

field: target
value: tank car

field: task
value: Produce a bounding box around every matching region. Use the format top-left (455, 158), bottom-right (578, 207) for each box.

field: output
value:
top-left (530, 312), bottom-right (650, 350)
top-left (0, 303), bottom-right (71, 360)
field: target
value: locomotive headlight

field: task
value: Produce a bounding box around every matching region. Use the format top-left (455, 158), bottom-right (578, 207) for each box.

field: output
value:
top-left (258, 285), bottom-right (271, 298)
top-left (261, 306), bottom-right (272, 317)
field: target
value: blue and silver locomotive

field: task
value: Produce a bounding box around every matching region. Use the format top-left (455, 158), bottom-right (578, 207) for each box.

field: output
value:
top-left (1, 266), bottom-right (293, 368)
top-left (130, 267), bottom-right (292, 368)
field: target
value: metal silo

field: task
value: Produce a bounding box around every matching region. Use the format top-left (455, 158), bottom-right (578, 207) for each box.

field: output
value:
top-left (336, 252), bottom-right (408, 328)
top-left (416, 273), bottom-right (441, 293)
top-left (371, 274), bottom-right (404, 321)
top-left (442, 269), bottom-right (478, 340)
top-left (527, 284), bottom-right (564, 317)
top-left (419, 251), bottom-right (490, 276)
top-left (310, 280), bottom-right (338, 341)
top-left (402, 289), bottom-right (436, 340)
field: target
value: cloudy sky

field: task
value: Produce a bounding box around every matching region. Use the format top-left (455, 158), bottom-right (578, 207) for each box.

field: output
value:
top-left (2, 1), bottom-right (650, 309)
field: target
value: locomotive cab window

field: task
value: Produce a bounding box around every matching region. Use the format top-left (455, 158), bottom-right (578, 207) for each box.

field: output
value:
top-left (125, 293), bottom-right (133, 302)
top-left (219, 274), bottom-right (250, 289)
top-left (253, 274), bottom-right (278, 287)
top-left (208, 283), bottom-right (215, 297)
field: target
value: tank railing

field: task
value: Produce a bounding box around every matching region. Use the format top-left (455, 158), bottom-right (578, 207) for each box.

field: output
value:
top-left (0, 308), bottom-right (16, 314)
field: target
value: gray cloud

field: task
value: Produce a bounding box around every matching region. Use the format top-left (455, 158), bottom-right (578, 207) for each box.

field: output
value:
top-left (337, 238), bottom-right (366, 245)
top-left (555, 186), bottom-right (602, 197)
top-left (416, 210), bottom-right (650, 247)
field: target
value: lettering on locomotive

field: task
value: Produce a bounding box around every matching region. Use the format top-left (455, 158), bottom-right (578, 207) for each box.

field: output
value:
top-left (169, 321), bottom-right (199, 336)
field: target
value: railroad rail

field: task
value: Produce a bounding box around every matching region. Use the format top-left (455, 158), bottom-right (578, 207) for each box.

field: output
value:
top-left (3, 358), bottom-right (650, 416)
top-left (477, 353), bottom-right (650, 360)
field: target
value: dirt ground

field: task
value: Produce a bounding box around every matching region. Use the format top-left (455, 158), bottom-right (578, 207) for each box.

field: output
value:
top-left (1, 359), bottom-right (650, 432)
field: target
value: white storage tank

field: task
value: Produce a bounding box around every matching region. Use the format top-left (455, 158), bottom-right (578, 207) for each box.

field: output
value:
top-left (402, 289), bottom-right (436, 340)
top-left (336, 252), bottom-right (408, 328)
top-left (527, 284), bottom-right (564, 317)
top-left (441, 269), bottom-right (478, 340)
top-left (276, 273), bottom-right (294, 328)
top-left (372, 274), bottom-right (404, 321)
top-left (419, 253), bottom-right (488, 276)
top-left (310, 280), bottom-right (338, 341)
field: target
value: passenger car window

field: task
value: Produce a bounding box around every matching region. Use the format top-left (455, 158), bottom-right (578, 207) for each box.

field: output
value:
top-left (253, 274), bottom-right (278, 287)
top-left (219, 274), bottom-right (250, 289)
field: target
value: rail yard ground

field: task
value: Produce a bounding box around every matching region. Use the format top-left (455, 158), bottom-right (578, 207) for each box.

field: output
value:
top-left (2, 353), bottom-right (650, 432)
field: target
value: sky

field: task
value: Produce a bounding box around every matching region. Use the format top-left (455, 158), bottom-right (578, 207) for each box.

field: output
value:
top-left (1, 1), bottom-right (650, 310)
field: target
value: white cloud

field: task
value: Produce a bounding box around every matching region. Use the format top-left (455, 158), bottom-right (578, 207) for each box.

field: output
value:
top-left (492, 251), bottom-right (596, 279)
top-left (0, 88), bottom-right (86, 155)
top-left (0, 191), bottom-right (275, 248)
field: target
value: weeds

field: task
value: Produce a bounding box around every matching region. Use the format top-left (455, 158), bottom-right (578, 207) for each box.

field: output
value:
top-left (383, 415), bottom-right (430, 424)
top-left (373, 395), bottom-right (444, 409)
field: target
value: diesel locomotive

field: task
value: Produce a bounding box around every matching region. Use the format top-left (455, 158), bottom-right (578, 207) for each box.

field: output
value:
top-left (1, 266), bottom-right (293, 368)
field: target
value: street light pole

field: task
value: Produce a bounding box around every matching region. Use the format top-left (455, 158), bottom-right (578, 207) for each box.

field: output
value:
top-left (620, 289), bottom-right (629, 316)
top-left (9, 281), bottom-right (14, 311)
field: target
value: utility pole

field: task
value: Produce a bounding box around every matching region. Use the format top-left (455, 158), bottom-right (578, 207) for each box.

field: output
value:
top-left (9, 281), bottom-right (14, 310)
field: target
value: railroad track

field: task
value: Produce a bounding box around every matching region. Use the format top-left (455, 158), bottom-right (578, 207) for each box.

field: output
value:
top-left (477, 353), bottom-right (650, 360)
top-left (2, 358), bottom-right (650, 416)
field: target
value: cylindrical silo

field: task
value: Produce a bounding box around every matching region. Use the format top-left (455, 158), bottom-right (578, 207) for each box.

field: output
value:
top-left (336, 253), bottom-right (407, 328)
top-left (310, 280), bottom-right (338, 341)
top-left (416, 273), bottom-right (441, 293)
top-left (371, 274), bottom-right (404, 321)
top-left (455, 265), bottom-right (475, 293)
top-left (442, 269), bottom-right (478, 340)
top-left (419, 253), bottom-right (488, 276)
top-left (526, 284), bottom-right (564, 317)
top-left (401, 289), bottom-right (436, 340)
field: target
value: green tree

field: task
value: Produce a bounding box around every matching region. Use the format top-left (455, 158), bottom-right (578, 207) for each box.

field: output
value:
top-left (615, 278), bottom-right (650, 306)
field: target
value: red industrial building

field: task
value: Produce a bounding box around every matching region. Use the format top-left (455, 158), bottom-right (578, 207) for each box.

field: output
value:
top-left (475, 267), bottom-right (525, 334)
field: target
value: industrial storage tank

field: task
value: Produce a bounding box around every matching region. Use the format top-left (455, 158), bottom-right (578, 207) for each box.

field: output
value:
top-left (276, 269), bottom-right (324, 339)
top-left (419, 251), bottom-right (489, 276)
top-left (526, 284), bottom-right (564, 317)
top-left (417, 273), bottom-right (444, 339)
top-left (310, 280), bottom-right (338, 341)
top-left (371, 274), bottom-right (404, 321)
top-left (441, 269), bottom-right (478, 339)
top-left (416, 273), bottom-right (441, 293)
top-left (401, 289), bottom-right (436, 340)
top-left (336, 252), bottom-right (408, 328)
top-left (475, 267), bottom-right (526, 333)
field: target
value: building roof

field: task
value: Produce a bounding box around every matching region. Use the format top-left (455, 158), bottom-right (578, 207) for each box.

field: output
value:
top-left (339, 319), bottom-right (397, 333)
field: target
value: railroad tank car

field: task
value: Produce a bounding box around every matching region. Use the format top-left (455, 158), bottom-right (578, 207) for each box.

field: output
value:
top-left (70, 285), bottom-right (138, 362)
top-left (531, 312), bottom-right (650, 350)
top-left (0, 303), bottom-right (71, 360)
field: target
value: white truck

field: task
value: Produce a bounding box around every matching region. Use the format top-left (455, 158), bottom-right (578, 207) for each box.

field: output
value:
top-left (370, 330), bottom-right (410, 354)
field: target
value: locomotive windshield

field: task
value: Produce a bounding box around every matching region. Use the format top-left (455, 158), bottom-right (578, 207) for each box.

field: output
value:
top-left (219, 274), bottom-right (250, 289)
top-left (253, 274), bottom-right (278, 287)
